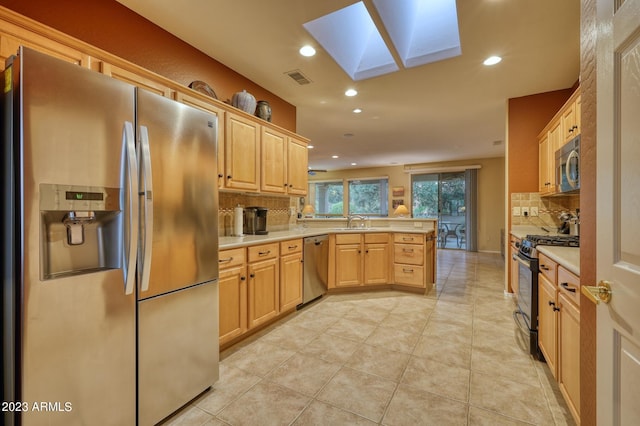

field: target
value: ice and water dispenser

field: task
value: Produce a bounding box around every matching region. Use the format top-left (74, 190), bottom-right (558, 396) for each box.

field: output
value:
top-left (40, 183), bottom-right (122, 279)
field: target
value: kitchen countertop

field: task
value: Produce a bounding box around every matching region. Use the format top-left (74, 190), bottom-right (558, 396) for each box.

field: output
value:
top-left (219, 227), bottom-right (436, 250)
top-left (536, 246), bottom-right (580, 276)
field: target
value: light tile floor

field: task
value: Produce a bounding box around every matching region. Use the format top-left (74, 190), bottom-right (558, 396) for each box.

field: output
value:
top-left (161, 250), bottom-right (576, 426)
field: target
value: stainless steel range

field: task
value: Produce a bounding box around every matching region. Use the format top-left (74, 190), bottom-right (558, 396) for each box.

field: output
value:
top-left (513, 234), bottom-right (579, 359)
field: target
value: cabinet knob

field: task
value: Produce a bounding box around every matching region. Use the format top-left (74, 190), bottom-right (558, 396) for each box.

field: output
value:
top-left (548, 300), bottom-right (556, 306)
top-left (560, 282), bottom-right (576, 292)
top-left (553, 306), bottom-right (561, 312)
top-left (249, 273), bottom-right (255, 278)
top-left (218, 173), bottom-right (223, 178)
top-left (241, 276), bottom-right (246, 281)
top-left (227, 175), bottom-right (232, 179)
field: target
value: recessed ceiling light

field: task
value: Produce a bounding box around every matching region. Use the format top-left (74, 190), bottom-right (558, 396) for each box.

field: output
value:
top-left (299, 45), bottom-right (316, 57)
top-left (483, 56), bottom-right (502, 66)
top-left (351, 162), bottom-right (357, 166)
top-left (332, 155), bottom-right (339, 159)
top-left (353, 108), bottom-right (362, 113)
top-left (308, 145), bottom-right (314, 149)
top-left (345, 89), bottom-right (358, 97)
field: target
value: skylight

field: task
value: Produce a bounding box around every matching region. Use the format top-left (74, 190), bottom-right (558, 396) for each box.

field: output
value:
top-left (303, 2), bottom-right (398, 81)
top-left (303, 0), bottom-right (461, 81)
top-left (373, 0), bottom-right (461, 68)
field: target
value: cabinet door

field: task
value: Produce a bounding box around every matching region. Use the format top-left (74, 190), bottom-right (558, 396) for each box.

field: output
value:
top-left (225, 112), bottom-right (260, 191)
top-left (538, 135), bottom-right (551, 193)
top-left (260, 127), bottom-right (287, 193)
top-left (287, 137), bottom-right (308, 195)
top-left (175, 91), bottom-right (226, 188)
top-left (247, 258), bottom-right (279, 328)
top-left (364, 243), bottom-right (389, 285)
top-left (219, 265), bottom-right (247, 345)
top-left (335, 243), bottom-right (362, 287)
top-left (280, 252), bottom-right (303, 312)
top-left (100, 62), bottom-right (173, 98)
top-left (558, 293), bottom-right (581, 423)
top-left (538, 274), bottom-right (558, 378)
top-left (0, 24), bottom-right (89, 67)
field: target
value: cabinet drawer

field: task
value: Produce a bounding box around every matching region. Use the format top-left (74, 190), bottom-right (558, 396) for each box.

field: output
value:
top-left (364, 233), bottom-right (388, 243)
top-left (280, 239), bottom-right (303, 255)
top-left (538, 253), bottom-right (558, 283)
top-left (558, 266), bottom-right (580, 307)
top-left (248, 242), bottom-right (279, 262)
top-left (218, 248), bottom-right (246, 269)
top-left (394, 233), bottom-right (423, 244)
top-left (336, 233), bottom-right (361, 244)
top-left (394, 264), bottom-right (424, 287)
top-left (394, 243), bottom-right (424, 265)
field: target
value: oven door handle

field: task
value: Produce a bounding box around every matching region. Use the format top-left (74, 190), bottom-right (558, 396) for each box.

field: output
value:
top-left (513, 310), bottom-right (530, 335)
top-left (513, 254), bottom-right (531, 269)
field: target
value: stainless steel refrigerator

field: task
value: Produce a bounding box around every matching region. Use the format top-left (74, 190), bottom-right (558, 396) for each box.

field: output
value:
top-left (2, 47), bottom-right (219, 426)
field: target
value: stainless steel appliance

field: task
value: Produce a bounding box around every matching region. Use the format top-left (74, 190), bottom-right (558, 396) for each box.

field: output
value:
top-left (244, 206), bottom-right (268, 235)
top-left (555, 136), bottom-right (580, 193)
top-left (2, 47), bottom-right (219, 426)
top-left (513, 234), bottom-right (579, 359)
top-left (300, 235), bottom-right (329, 306)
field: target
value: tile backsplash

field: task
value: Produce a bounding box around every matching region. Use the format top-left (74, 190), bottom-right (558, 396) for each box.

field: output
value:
top-left (218, 192), bottom-right (300, 236)
top-left (511, 192), bottom-right (580, 229)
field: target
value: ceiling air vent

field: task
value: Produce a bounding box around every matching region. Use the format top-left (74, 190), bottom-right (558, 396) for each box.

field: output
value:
top-left (285, 69), bottom-right (312, 85)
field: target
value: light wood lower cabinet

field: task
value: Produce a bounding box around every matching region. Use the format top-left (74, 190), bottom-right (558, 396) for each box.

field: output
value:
top-left (557, 268), bottom-right (581, 424)
top-left (218, 248), bottom-right (247, 346)
top-left (538, 273), bottom-right (558, 378)
top-left (279, 239), bottom-right (303, 312)
top-left (247, 243), bottom-right (279, 329)
top-left (334, 233), bottom-right (389, 287)
top-left (537, 254), bottom-right (581, 425)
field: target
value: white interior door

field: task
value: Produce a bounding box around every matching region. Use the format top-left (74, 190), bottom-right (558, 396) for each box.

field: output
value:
top-left (595, 0), bottom-right (640, 424)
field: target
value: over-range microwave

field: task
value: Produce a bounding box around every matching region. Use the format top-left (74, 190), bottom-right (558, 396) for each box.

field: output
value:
top-left (556, 136), bottom-right (580, 193)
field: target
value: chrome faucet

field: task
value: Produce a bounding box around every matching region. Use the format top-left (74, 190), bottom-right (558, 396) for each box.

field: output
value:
top-left (347, 214), bottom-right (367, 229)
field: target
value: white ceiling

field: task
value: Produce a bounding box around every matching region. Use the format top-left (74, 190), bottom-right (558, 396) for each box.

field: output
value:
top-left (116, 0), bottom-right (580, 172)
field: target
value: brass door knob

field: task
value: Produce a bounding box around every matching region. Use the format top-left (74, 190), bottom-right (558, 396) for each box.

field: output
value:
top-left (582, 280), bottom-right (612, 304)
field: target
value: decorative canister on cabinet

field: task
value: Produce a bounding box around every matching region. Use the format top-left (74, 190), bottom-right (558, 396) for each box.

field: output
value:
top-left (255, 100), bottom-right (272, 122)
top-left (231, 89), bottom-right (257, 114)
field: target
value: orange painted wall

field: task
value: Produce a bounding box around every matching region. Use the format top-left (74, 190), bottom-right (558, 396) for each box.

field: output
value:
top-left (507, 90), bottom-right (574, 194)
top-left (0, 0), bottom-right (297, 132)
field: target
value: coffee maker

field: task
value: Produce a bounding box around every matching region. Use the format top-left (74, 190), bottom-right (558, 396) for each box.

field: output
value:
top-left (244, 206), bottom-right (268, 235)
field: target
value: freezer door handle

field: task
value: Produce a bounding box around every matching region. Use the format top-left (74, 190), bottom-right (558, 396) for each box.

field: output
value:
top-left (138, 125), bottom-right (154, 292)
top-left (123, 122), bottom-right (139, 295)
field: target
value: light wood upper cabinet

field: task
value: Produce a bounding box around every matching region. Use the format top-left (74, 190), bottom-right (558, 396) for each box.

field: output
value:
top-left (287, 136), bottom-right (308, 195)
top-left (0, 19), bottom-right (89, 67)
top-left (225, 112), bottom-right (260, 191)
top-left (261, 127), bottom-right (287, 193)
top-left (100, 61), bottom-right (173, 98)
top-left (562, 93), bottom-right (581, 142)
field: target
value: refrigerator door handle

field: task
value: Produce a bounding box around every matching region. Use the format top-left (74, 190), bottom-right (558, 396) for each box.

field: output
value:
top-left (138, 125), bottom-right (154, 292)
top-left (122, 122), bottom-right (138, 295)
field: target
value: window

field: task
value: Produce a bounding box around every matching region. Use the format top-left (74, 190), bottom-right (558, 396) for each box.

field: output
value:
top-left (308, 180), bottom-right (344, 216)
top-left (348, 178), bottom-right (388, 216)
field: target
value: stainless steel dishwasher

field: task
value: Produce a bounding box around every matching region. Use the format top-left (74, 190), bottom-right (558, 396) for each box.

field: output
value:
top-left (300, 234), bottom-right (329, 306)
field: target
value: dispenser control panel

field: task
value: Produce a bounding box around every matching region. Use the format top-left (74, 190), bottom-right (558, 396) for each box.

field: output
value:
top-left (40, 183), bottom-right (120, 211)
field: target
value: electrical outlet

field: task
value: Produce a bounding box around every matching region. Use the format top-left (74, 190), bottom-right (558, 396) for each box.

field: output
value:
top-left (531, 206), bottom-right (539, 217)
top-left (522, 207), bottom-right (529, 217)
top-left (512, 207), bottom-right (521, 217)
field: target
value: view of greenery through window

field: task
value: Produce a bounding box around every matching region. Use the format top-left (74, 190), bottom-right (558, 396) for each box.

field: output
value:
top-left (412, 172), bottom-right (465, 218)
top-left (349, 179), bottom-right (388, 216)
top-left (311, 181), bottom-right (344, 215)
top-left (309, 178), bottom-right (389, 216)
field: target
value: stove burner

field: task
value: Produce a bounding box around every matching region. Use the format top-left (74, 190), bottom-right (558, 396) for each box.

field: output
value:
top-left (518, 234), bottom-right (579, 259)
top-left (524, 234), bottom-right (580, 247)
